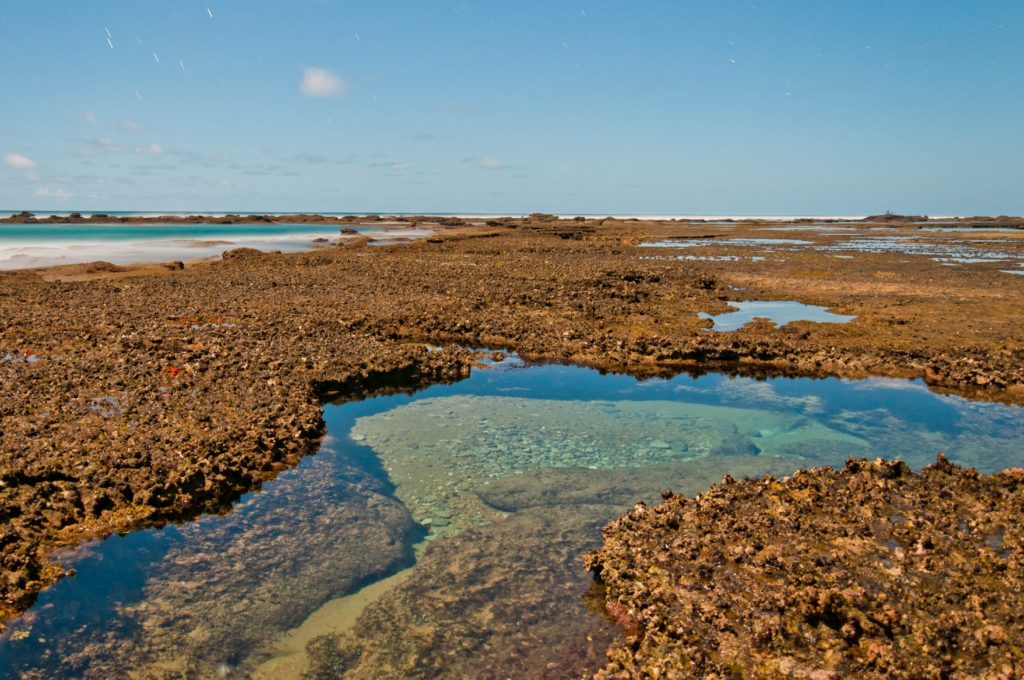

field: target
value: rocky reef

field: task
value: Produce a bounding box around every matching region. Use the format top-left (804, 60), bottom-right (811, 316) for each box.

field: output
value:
top-left (3, 215), bottom-right (1024, 626)
top-left (585, 456), bottom-right (1024, 679)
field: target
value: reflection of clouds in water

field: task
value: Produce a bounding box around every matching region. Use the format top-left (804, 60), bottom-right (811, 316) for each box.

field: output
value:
top-left (847, 378), bottom-right (1024, 425)
top-left (835, 407), bottom-right (897, 423)
top-left (710, 377), bottom-right (825, 415)
top-left (618, 378), bottom-right (671, 394)
top-left (849, 377), bottom-right (932, 393)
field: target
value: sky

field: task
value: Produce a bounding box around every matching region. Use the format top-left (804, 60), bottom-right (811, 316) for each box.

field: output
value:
top-left (1, 1), bottom-right (1022, 215)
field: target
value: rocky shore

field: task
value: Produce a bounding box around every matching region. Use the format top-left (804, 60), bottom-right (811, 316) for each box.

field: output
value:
top-left (2, 214), bottom-right (1023, 629)
top-left (584, 456), bottom-right (1023, 678)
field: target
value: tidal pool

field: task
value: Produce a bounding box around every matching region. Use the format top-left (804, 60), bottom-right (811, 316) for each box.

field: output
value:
top-left (640, 237), bottom-right (812, 248)
top-left (817, 236), bottom-right (1023, 266)
top-left (2, 360), bottom-right (1023, 678)
top-left (699, 300), bottom-right (856, 331)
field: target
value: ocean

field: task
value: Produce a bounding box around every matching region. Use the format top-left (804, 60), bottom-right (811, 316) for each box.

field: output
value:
top-left (0, 222), bottom-right (429, 270)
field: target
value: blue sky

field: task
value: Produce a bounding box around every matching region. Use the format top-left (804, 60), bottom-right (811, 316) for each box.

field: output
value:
top-left (1, 1), bottom-right (1021, 215)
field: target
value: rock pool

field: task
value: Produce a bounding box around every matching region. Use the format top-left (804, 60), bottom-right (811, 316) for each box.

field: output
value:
top-left (699, 300), bottom-right (856, 331)
top-left (2, 358), bottom-right (1023, 678)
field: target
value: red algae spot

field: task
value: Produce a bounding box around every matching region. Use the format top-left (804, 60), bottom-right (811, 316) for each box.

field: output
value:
top-left (604, 599), bottom-right (641, 638)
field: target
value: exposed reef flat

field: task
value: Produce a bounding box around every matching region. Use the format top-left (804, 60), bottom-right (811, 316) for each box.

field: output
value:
top-left (2, 213), bottom-right (1024, 626)
top-left (585, 456), bottom-right (1024, 679)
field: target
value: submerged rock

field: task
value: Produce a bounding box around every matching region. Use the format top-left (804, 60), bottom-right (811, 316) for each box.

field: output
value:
top-left (585, 455), bottom-right (1024, 678)
top-left (300, 457), bottom-right (802, 679)
top-left (351, 395), bottom-right (870, 537)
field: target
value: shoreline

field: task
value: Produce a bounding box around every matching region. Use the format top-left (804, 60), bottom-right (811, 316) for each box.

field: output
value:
top-left (0, 223), bottom-right (437, 273)
top-left (3, 211), bottom-right (1023, 226)
top-left (2, 214), bottom-right (1024, 631)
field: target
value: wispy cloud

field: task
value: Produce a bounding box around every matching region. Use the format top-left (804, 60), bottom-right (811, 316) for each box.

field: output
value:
top-left (388, 162), bottom-right (413, 173)
top-left (4, 153), bottom-right (36, 170)
top-left (34, 185), bottom-right (72, 201)
top-left (478, 157), bottom-right (505, 170)
top-left (120, 120), bottom-right (143, 133)
top-left (82, 111), bottom-right (98, 125)
top-left (95, 138), bottom-right (120, 152)
top-left (292, 152), bottom-right (328, 164)
top-left (300, 67), bottom-right (347, 98)
top-left (131, 144), bottom-right (163, 155)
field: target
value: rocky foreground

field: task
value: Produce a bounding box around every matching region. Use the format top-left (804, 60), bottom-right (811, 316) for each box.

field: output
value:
top-left (585, 456), bottom-right (1023, 679)
top-left (2, 214), bottom-right (1023, 628)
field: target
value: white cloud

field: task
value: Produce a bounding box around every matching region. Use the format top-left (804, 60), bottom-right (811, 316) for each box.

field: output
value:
top-left (34, 186), bottom-right (73, 201)
top-left (300, 67), bottom-right (347, 98)
top-left (131, 144), bottom-right (163, 155)
top-left (120, 120), bottom-right (143, 133)
top-left (388, 162), bottom-right (413, 173)
top-left (82, 111), bottom-right (97, 125)
top-left (479, 157), bottom-right (505, 170)
top-left (96, 138), bottom-right (119, 151)
top-left (4, 153), bottom-right (36, 170)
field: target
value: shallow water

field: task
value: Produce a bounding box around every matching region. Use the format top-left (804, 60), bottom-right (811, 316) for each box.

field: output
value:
top-left (640, 237), bottom-right (812, 248)
top-left (817, 236), bottom-right (1022, 266)
top-left (699, 300), bottom-right (856, 331)
top-left (763, 225), bottom-right (857, 232)
top-left (0, 223), bottom-right (430, 269)
top-left (638, 232), bottom-right (1024, 269)
top-left (917, 226), bottom-right (1023, 233)
top-left (2, 360), bottom-right (1023, 677)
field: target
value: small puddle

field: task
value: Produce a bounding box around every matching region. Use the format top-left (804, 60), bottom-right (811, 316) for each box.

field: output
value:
top-left (2, 362), bottom-right (1023, 677)
top-left (917, 227), bottom-right (1023, 233)
top-left (699, 300), bottom-right (856, 331)
top-left (641, 237), bottom-right (812, 248)
top-left (639, 233), bottom-right (1024, 270)
top-left (817, 237), bottom-right (1023, 267)
top-left (763, 225), bottom-right (857, 232)
top-left (639, 254), bottom-right (765, 263)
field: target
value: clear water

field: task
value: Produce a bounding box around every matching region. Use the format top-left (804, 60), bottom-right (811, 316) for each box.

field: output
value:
top-left (2, 360), bottom-right (1022, 677)
top-left (918, 227), bottom-right (1023, 233)
top-left (763, 225), bottom-right (857, 232)
top-left (639, 254), bottom-right (766, 262)
top-left (637, 233), bottom-right (1024, 269)
top-left (699, 300), bottom-right (856, 330)
top-left (818, 236), bottom-right (1020, 263)
top-left (641, 237), bottom-right (812, 248)
top-left (0, 223), bottom-right (430, 270)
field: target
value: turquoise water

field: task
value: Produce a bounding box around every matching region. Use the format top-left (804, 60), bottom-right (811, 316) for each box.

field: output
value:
top-left (0, 223), bottom-right (350, 243)
top-left (0, 222), bottom-right (430, 269)
top-left (1, 360), bottom-right (1022, 677)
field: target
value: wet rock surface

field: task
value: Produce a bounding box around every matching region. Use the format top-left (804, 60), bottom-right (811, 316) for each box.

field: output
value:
top-left (2, 215), bottom-right (1024, 626)
top-left (585, 456), bottom-right (1024, 679)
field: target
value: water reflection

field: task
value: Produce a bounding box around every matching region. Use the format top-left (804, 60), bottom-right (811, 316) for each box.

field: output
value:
top-left (2, 362), bottom-right (1022, 678)
top-left (699, 300), bottom-right (856, 330)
